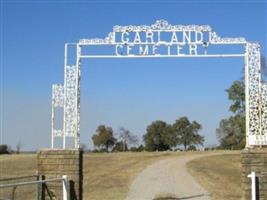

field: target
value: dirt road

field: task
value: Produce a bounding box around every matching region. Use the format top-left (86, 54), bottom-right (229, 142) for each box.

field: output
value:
top-left (126, 153), bottom-right (226, 200)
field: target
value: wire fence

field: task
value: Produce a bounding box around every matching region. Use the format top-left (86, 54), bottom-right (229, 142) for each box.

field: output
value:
top-left (0, 175), bottom-right (69, 200)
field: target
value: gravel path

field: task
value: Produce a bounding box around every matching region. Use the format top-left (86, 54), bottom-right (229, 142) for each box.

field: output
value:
top-left (126, 153), bottom-right (224, 200)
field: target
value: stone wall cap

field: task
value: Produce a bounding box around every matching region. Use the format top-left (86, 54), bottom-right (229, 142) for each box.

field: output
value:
top-left (242, 147), bottom-right (267, 153)
top-left (37, 148), bottom-right (82, 154)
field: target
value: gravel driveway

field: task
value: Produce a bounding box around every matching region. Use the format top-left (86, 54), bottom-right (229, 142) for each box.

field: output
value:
top-left (126, 153), bottom-right (221, 200)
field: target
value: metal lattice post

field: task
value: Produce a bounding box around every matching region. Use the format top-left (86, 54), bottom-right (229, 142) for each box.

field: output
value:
top-left (261, 83), bottom-right (267, 138)
top-left (51, 84), bottom-right (64, 148)
top-left (245, 43), bottom-right (262, 146)
top-left (63, 44), bottom-right (67, 149)
top-left (75, 44), bottom-right (81, 149)
top-left (245, 43), bottom-right (250, 147)
top-left (62, 44), bottom-right (81, 149)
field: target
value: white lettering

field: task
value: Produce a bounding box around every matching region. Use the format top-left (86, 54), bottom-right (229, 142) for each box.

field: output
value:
top-left (183, 31), bottom-right (191, 44)
top-left (115, 44), bottom-right (123, 55)
top-left (167, 44), bottom-right (171, 55)
top-left (139, 45), bottom-right (149, 55)
top-left (189, 44), bottom-right (197, 55)
top-left (195, 31), bottom-right (203, 43)
top-left (177, 45), bottom-right (184, 55)
top-left (134, 32), bottom-right (141, 43)
top-left (126, 44), bottom-right (134, 56)
top-left (171, 32), bottom-right (178, 43)
top-left (157, 31), bottom-right (162, 43)
top-left (121, 32), bottom-right (129, 43)
top-left (146, 31), bottom-right (154, 43)
top-left (152, 45), bottom-right (159, 56)
top-left (116, 30), bottom-right (207, 56)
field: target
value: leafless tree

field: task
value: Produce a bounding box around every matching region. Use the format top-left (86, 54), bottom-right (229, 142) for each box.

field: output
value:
top-left (119, 127), bottom-right (139, 151)
top-left (16, 141), bottom-right (22, 154)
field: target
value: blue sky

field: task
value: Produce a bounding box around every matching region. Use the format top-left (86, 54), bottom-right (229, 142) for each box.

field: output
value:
top-left (1, 0), bottom-right (266, 150)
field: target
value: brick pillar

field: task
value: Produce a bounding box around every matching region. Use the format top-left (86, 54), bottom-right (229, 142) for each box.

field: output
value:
top-left (37, 149), bottom-right (83, 200)
top-left (241, 148), bottom-right (267, 200)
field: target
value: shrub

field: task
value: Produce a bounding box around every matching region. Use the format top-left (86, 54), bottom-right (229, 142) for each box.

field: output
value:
top-left (0, 144), bottom-right (9, 154)
top-left (130, 145), bottom-right (144, 152)
top-left (112, 141), bottom-right (128, 152)
top-left (187, 145), bottom-right (197, 151)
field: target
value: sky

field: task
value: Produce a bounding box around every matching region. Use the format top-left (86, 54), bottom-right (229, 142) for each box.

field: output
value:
top-left (1, 0), bottom-right (267, 151)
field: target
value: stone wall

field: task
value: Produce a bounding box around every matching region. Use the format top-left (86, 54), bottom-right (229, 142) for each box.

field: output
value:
top-left (242, 148), bottom-right (267, 200)
top-left (37, 149), bottom-right (83, 200)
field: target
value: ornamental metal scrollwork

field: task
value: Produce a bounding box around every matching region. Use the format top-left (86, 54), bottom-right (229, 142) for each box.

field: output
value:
top-left (113, 19), bottom-right (212, 32)
top-left (51, 84), bottom-right (64, 141)
top-left (261, 83), bottom-right (267, 135)
top-left (79, 32), bottom-right (114, 45)
top-left (209, 31), bottom-right (246, 44)
top-left (53, 129), bottom-right (63, 137)
top-left (247, 43), bottom-right (261, 136)
top-left (64, 65), bottom-right (78, 137)
top-left (52, 84), bottom-right (64, 107)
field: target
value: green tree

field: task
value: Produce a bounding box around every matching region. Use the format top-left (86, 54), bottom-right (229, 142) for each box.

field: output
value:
top-left (187, 145), bottom-right (197, 151)
top-left (172, 117), bottom-right (204, 150)
top-left (130, 144), bottom-right (144, 152)
top-left (92, 125), bottom-right (117, 152)
top-left (0, 144), bottom-right (9, 154)
top-left (217, 80), bottom-right (245, 149)
top-left (226, 80), bottom-right (245, 115)
top-left (112, 141), bottom-right (127, 152)
top-left (143, 120), bottom-right (172, 151)
top-left (217, 115), bottom-right (245, 149)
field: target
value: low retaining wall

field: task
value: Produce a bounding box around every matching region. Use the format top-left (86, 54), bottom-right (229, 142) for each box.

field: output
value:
top-left (37, 149), bottom-right (83, 200)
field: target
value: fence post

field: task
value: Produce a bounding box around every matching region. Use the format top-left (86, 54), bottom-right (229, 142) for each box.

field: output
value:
top-left (36, 172), bottom-right (40, 200)
top-left (248, 171), bottom-right (256, 200)
top-left (62, 175), bottom-right (69, 200)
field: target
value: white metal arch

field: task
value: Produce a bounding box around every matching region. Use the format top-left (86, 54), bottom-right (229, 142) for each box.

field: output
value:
top-left (51, 20), bottom-right (263, 149)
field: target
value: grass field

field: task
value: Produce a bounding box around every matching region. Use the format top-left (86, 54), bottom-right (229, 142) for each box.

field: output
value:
top-left (82, 151), bottom-right (204, 199)
top-left (187, 152), bottom-right (242, 200)
top-left (0, 151), bottom-right (242, 200)
top-left (0, 154), bottom-right (37, 199)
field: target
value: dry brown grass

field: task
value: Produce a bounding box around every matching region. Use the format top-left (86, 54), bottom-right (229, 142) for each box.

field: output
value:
top-left (0, 152), bottom-right (193, 200)
top-left (0, 154), bottom-right (37, 199)
top-left (83, 151), bottom-right (185, 200)
top-left (0, 151), bottom-right (242, 200)
top-left (187, 152), bottom-right (242, 200)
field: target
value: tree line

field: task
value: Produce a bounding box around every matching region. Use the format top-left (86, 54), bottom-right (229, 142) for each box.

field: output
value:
top-left (0, 142), bottom-right (23, 154)
top-left (91, 116), bottom-right (204, 152)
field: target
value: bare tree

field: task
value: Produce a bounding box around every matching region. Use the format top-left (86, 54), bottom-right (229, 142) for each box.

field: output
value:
top-left (119, 127), bottom-right (139, 151)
